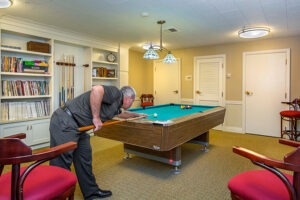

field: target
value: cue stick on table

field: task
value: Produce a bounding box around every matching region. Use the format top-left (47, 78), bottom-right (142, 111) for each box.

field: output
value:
top-left (77, 115), bottom-right (147, 132)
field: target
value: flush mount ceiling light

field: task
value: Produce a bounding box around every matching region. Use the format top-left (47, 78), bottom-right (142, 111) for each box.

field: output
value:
top-left (143, 20), bottom-right (176, 64)
top-left (0, 0), bottom-right (13, 8)
top-left (238, 27), bottom-right (270, 39)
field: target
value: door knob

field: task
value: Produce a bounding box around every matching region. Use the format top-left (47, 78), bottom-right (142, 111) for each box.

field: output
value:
top-left (173, 90), bottom-right (178, 94)
top-left (245, 91), bottom-right (253, 95)
top-left (196, 90), bottom-right (201, 94)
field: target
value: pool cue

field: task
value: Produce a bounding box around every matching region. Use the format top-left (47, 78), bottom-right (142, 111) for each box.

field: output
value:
top-left (58, 63), bottom-right (62, 107)
top-left (67, 61), bottom-right (70, 100)
top-left (72, 55), bottom-right (75, 99)
top-left (61, 63), bottom-right (65, 106)
top-left (62, 65), bottom-right (65, 105)
top-left (77, 115), bottom-right (147, 132)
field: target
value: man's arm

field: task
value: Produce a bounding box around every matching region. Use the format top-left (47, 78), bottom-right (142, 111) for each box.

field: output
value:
top-left (117, 111), bottom-right (146, 119)
top-left (90, 85), bottom-right (104, 131)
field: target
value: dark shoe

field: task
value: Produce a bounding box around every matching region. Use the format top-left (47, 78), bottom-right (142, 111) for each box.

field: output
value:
top-left (88, 189), bottom-right (112, 199)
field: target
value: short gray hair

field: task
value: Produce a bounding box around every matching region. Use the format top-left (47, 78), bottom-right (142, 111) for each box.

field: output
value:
top-left (120, 86), bottom-right (136, 99)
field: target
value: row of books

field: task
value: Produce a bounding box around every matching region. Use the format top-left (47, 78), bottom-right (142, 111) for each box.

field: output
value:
top-left (1, 56), bottom-right (49, 73)
top-left (92, 67), bottom-right (116, 78)
top-left (1, 100), bottom-right (50, 121)
top-left (1, 56), bottom-right (23, 72)
top-left (2, 80), bottom-right (49, 97)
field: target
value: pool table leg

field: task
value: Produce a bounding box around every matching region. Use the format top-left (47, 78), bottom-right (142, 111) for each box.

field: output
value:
top-left (124, 152), bottom-right (131, 160)
top-left (188, 131), bottom-right (210, 152)
top-left (123, 144), bottom-right (182, 172)
top-left (172, 166), bottom-right (181, 174)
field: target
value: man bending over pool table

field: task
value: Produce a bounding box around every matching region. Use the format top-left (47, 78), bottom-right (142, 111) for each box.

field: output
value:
top-left (49, 85), bottom-right (142, 200)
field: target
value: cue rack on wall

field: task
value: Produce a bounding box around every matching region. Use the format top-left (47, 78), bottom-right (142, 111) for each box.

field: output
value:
top-left (56, 54), bottom-right (75, 107)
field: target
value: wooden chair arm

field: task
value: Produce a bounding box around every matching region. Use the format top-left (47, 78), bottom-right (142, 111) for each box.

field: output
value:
top-left (233, 146), bottom-right (300, 172)
top-left (0, 142), bottom-right (77, 165)
top-left (284, 148), bottom-right (300, 165)
top-left (279, 139), bottom-right (300, 147)
top-left (4, 133), bottom-right (26, 139)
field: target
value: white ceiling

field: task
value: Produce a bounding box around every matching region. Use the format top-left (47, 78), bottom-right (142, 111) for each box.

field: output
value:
top-left (1, 0), bottom-right (300, 50)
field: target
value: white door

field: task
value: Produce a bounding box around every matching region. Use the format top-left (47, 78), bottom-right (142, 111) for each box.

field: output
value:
top-left (153, 59), bottom-right (181, 104)
top-left (243, 49), bottom-right (290, 137)
top-left (194, 55), bottom-right (225, 106)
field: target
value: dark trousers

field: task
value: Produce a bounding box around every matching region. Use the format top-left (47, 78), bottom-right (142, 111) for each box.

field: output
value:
top-left (49, 109), bottom-right (99, 199)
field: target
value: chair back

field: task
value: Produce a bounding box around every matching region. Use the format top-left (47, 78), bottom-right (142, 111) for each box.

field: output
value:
top-left (0, 134), bottom-right (77, 200)
top-left (0, 138), bottom-right (32, 159)
top-left (228, 139), bottom-right (300, 200)
top-left (140, 94), bottom-right (154, 107)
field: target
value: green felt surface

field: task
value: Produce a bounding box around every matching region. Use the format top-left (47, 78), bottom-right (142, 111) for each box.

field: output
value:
top-left (129, 103), bottom-right (216, 121)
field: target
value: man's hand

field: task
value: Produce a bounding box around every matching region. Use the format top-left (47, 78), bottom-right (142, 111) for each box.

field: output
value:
top-left (93, 117), bottom-right (103, 131)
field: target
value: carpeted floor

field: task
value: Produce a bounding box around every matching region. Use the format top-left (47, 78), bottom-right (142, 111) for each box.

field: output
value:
top-left (73, 130), bottom-right (294, 200)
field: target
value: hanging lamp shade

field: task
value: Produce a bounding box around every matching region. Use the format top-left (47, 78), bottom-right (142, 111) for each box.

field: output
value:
top-left (143, 20), bottom-right (176, 63)
top-left (143, 46), bottom-right (159, 59)
top-left (163, 51), bottom-right (176, 63)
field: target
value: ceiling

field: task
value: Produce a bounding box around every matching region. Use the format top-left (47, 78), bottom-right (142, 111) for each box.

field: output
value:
top-left (1, 0), bottom-right (300, 51)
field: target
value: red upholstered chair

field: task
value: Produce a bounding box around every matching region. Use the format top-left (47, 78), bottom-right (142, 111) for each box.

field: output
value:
top-left (228, 139), bottom-right (300, 200)
top-left (0, 133), bottom-right (77, 200)
top-left (280, 98), bottom-right (300, 140)
top-left (140, 94), bottom-right (154, 107)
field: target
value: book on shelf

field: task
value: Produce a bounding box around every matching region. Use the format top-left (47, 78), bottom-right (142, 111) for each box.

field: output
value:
top-left (106, 69), bottom-right (116, 77)
top-left (1, 80), bottom-right (49, 97)
top-left (1, 44), bottom-right (22, 50)
top-left (94, 67), bottom-right (115, 77)
top-left (1, 100), bottom-right (50, 121)
top-left (1, 57), bottom-right (49, 73)
top-left (1, 56), bottom-right (23, 72)
top-left (23, 68), bottom-right (47, 73)
top-left (23, 60), bottom-right (49, 74)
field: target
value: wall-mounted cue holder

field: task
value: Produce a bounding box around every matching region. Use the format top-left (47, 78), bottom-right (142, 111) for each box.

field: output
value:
top-left (56, 54), bottom-right (76, 107)
top-left (56, 62), bottom-right (76, 66)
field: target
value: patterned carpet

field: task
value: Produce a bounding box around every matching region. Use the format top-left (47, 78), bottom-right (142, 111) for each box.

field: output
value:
top-left (74, 130), bottom-right (294, 200)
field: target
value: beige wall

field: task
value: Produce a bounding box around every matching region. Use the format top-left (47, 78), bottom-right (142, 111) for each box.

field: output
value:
top-left (128, 50), bottom-right (153, 98)
top-left (129, 35), bottom-right (300, 101)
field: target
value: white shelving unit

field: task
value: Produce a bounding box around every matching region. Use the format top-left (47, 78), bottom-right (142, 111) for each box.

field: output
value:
top-left (0, 16), bottom-right (122, 148)
top-left (0, 29), bottom-right (53, 146)
top-left (91, 48), bottom-right (119, 87)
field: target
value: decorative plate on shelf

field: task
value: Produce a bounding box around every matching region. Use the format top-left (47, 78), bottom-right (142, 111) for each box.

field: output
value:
top-left (106, 53), bottom-right (116, 62)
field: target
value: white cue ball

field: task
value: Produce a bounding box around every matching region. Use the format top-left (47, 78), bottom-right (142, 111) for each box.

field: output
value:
top-left (153, 113), bottom-right (158, 118)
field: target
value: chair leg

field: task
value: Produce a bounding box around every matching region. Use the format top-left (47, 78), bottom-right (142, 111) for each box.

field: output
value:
top-left (231, 193), bottom-right (242, 200)
top-left (295, 118), bottom-right (300, 141)
top-left (68, 194), bottom-right (74, 200)
top-left (281, 116), bottom-right (292, 140)
top-left (281, 116), bottom-right (297, 140)
top-left (281, 116), bottom-right (284, 138)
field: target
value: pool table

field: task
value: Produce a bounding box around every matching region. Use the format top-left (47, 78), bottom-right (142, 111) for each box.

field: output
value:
top-left (94, 103), bottom-right (225, 173)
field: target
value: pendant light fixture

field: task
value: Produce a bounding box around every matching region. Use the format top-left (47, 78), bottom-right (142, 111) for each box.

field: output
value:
top-left (143, 20), bottom-right (176, 64)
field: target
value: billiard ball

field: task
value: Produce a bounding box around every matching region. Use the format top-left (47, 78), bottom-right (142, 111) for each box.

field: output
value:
top-left (153, 113), bottom-right (158, 118)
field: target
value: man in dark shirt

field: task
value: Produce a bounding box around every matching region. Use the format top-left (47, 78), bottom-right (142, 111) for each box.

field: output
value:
top-left (49, 85), bottom-right (142, 200)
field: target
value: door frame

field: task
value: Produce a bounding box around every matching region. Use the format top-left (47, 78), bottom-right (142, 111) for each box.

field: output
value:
top-left (193, 54), bottom-right (226, 107)
top-left (242, 49), bottom-right (290, 133)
